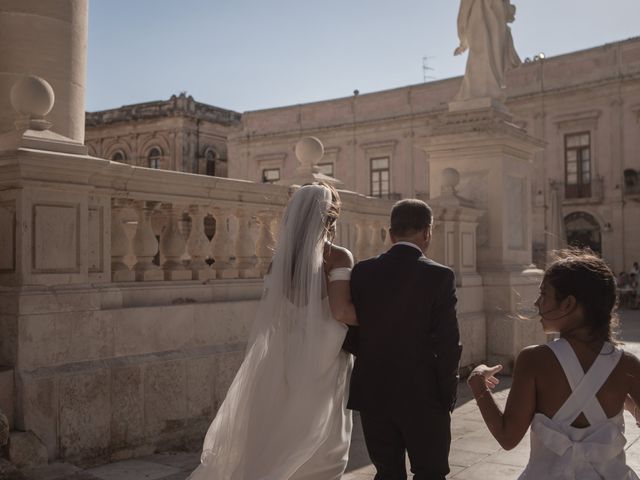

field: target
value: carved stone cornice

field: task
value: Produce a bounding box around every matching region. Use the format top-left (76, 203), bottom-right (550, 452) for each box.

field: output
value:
top-left (86, 93), bottom-right (242, 127)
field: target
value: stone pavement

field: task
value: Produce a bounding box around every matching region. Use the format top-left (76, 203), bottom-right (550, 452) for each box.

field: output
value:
top-left (13, 309), bottom-right (640, 480)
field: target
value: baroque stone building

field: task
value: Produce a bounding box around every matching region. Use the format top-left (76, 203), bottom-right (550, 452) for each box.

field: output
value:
top-left (86, 38), bottom-right (640, 272)
top-left (85, 93), bottom-right (241, 176)
top-left (228, 37), bottom-right (640, 273)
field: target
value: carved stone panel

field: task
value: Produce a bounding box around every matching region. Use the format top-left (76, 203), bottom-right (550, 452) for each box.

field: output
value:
top-left (0, 203), bottom-right (16, 272)
top-left (88, 206), bottom-right (103, 273)
top-left (33, 204), bottom-right (80, 273)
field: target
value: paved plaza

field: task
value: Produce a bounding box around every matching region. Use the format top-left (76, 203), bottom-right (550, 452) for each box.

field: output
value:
top-left (9, 309), bottom-right (640, 480)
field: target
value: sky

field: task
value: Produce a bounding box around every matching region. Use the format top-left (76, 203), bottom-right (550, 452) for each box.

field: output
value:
top-left (87, 0), bottom-right (640, 113)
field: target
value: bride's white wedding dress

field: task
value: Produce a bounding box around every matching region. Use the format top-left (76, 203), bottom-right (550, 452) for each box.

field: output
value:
top-left (519, 338), bottom-right (639, 479)
top-left (188, 185), bottom-right (353, 480)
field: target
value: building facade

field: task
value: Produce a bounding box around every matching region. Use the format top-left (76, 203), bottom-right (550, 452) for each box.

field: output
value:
top-left (85, 93), bottom-right (241, 177)
top-left (84, 39), bottom-right (640, 273)
top-left (228, 37), bottom-right (640, 273)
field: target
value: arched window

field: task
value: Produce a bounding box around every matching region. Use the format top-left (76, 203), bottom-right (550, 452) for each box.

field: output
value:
top-left (205, 148), bottom-right (216, 176)
top-left (148, 147), bottom-right (162, 169)
top-left (565, 212), bottom-right (601, 255)
top-left (111, 150), bottom-right (126, 163)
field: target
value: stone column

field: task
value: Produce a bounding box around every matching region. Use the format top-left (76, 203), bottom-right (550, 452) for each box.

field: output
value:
top-left (421, 105), bottom-right (546, 370)
top-left (0, 0), bottom-right (88, 142)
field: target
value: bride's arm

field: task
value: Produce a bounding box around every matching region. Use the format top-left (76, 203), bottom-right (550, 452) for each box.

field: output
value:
top-left (467, 346), bottom-right (537, 450)
top-left (326, 247), bottom-right (358, 326)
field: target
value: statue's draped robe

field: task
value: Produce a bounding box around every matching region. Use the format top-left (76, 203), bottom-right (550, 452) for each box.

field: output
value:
top-left (455, 0), bottom-right (521, 101)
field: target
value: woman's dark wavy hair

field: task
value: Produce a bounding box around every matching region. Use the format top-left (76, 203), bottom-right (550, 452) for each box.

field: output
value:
top-left (544, 248), bottom-right (619, 343)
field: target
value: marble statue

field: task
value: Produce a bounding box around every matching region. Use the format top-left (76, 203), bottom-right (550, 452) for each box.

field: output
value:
top-left (454, 0), bottom-right (521, 101)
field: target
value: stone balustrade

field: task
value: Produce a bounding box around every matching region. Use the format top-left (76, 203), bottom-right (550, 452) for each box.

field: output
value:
top-left (105, 171), bottom-right (396, 287)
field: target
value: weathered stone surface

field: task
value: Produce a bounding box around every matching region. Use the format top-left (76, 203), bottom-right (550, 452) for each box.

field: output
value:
top-left (0, 410), bottom-right (9, 446)
top-left (56, 311), bottom-right (114, 364)
top-left (144, 360), bottom-right (187, 438)
top-left (110, 365), bottom-right (144, 449)
top-left (186, 356), bottom-right (216, 419)
top-left (21, 462), bottom-right (83, 480)
top-left (59, 371), bottom-right (110, 462)
top-left (7, 431), bottom-right (48, 468)
top-left (193, 302), bottom-right (254, 348)
top-left (0, 458), bottom-right (25, 480)
top-left (113, 306), bottom-right (194, 358)
top-left (19, 376), bottom-right (58, 458)
top-left (0, 366), bottom-right (14, 429)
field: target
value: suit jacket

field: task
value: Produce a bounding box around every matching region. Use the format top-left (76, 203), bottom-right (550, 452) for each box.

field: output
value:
top-left (345, 244), bottom-right (462, 414)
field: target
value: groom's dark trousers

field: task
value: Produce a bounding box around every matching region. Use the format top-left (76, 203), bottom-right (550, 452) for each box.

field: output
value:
top-left (344, 244), bottom-right (461, 480)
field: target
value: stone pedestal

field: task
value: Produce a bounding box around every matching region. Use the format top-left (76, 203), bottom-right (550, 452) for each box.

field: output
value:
top-left (422, 105), bottom-right (546, 370)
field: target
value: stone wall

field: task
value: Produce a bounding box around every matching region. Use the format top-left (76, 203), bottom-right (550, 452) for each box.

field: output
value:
top-left (9, 289), bottom-right (257, 464)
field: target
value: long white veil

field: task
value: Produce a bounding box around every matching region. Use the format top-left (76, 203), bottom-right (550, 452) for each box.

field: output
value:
top-left (189, 184), bottom-right (349, 480)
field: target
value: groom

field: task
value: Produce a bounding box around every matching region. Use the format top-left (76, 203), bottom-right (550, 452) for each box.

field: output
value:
top-left (345, 199), bottom-right (461, 480)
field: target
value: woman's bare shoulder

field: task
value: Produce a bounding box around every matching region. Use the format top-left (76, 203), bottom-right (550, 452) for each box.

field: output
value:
top-left (325, 244), bottom-right (354, 269)
top-left (515, 344), bottom-right (555, 371)
top-left (619, 349), bottom-right (640, 372)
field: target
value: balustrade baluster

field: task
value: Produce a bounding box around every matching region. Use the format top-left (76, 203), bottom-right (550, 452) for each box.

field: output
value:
top-left (160, 203), bottom-right (191, 281)
top-left (235, 208), bottom-right (259, 279)
top-left (111, 198), bottom-right (135, 282)
top-left (256, 210), bottom-right (276, 276)
top-left (211, 206), bottom-right (238, 279)
top-left (132, 200), bottom-right (164, 281)
top-left (186, 205), bottom-right (213, 280)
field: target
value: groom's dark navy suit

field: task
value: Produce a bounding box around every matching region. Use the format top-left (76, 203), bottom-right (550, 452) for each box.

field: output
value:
top-left (345, 243), bottom-right (461, 480)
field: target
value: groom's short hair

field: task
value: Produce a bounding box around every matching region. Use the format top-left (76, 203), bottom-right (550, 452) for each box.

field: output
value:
top-left (390, 199), bottom-right (432, 236)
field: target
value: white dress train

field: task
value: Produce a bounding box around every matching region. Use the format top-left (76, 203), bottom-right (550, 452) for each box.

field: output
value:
top-left (187, 184), bottom-right (353, 480)
top-left (519, 338), bottom-right (639, 479)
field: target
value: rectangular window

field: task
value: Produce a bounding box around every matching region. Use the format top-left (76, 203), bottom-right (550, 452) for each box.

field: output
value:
top-left (370, 157), bottom-right (390, 198)
top-left (317, 162), bottom-right (334, 177)
top-left (149, 158), bottom-right (160, 169)
top-left (262, 168), bottom-right (280, 184)
top-left (564, 132), bottom-right (591, 199)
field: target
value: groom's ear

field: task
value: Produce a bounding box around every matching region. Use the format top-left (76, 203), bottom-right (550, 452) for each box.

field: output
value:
top-left (389, 228), bottom-right (396, 244)
top-left (424, 225), bottom-right (432, 245)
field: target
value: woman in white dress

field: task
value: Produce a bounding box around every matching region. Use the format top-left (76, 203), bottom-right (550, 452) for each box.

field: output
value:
top-left (188, 183), bottom-right (358, 480)
top-left (468, 249), bottom-right (640, 479)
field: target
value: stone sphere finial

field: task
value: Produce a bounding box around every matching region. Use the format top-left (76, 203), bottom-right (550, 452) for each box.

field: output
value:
top-left (295, 136), bottom-right (324, 166)
top-left (442, 168), bottom-right (460, 190)
top-left (10, 75), bottom-right (55, 118)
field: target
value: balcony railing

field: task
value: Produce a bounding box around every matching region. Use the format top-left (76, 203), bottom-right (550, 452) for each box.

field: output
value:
top-left (554, 176), bottom-right (604, 205)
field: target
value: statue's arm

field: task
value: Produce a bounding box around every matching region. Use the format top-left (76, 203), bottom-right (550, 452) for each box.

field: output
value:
top-left (454, 0), bottom-right (473, 55)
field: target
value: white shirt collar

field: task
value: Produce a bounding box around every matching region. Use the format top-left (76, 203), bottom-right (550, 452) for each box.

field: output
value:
top-left (393, 241), bottom-right (424, 255)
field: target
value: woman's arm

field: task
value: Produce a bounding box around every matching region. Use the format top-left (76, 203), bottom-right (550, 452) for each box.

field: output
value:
top-left (626, 353), bottom-right (640, 425)
top-left (326, 247), bottom-right (358, 326)
top-left (467, 346), bottom-right (538, 450)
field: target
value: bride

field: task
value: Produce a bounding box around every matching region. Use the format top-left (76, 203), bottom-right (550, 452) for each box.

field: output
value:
top-left (188, 182), bottom-right (358, 480)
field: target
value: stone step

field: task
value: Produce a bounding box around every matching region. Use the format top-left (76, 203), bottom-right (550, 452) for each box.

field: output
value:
top-left (0, 366), bottom-right (14, 429)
